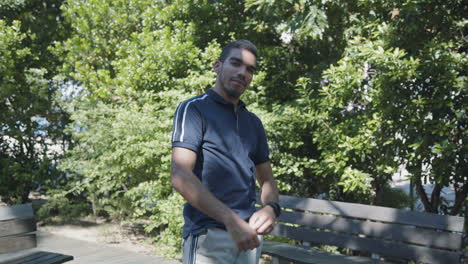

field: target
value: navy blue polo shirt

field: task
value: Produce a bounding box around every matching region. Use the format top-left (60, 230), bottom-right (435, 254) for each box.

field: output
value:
top-left (172, 89), bottom-right (270, 239)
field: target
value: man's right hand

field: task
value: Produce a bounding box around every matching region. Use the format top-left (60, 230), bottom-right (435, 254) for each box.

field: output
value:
top-left (225, 215), bottom-right (260, 251)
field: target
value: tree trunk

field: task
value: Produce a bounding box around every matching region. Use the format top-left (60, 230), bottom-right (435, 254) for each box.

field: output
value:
top-left (451, 184), bottom-right (468, 215)
top-left (414, 175), bottom-right (434, 213)
top-left (372, 175), bottom-right (387, 206)
top-left (409, 178), bottom-right (415, 210)
top-left (21, 189), bottom-right (31, 204)
top-left (430, 183), bottom-right (442, 214)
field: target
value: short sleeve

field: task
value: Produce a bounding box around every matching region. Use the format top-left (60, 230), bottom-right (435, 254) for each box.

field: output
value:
top-left (171, 100), bottom-right (203, 153)
top-left (252, 117), bottom-right (270, 165)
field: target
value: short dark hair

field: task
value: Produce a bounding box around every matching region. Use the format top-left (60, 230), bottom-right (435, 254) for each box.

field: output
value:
top-left (219, 40), bottom-right (258, 62)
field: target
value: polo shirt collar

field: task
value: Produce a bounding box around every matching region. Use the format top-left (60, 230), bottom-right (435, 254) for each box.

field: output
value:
top-left (207, 89), bottom-right (246, 108)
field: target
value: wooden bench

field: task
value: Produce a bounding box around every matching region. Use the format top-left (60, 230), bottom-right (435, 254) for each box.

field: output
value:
top-left (0, 203), bottom-right (73, 264)
top-left (261, 194), bottom-right (467, 264)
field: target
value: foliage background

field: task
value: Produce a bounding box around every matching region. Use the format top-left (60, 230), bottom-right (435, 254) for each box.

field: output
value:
top-left (1, 0), bottom-right (466, 259)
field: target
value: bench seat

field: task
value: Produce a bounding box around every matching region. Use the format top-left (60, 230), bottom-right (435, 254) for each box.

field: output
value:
top-left (263, 241), bottom-right (393, 264)
top-left (0, 251), bottom-right (73, 264)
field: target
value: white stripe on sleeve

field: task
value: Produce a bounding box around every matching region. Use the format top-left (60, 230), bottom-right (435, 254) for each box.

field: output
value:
top-left (172, 103), bottom-right (183, 142)
top-left (176, 94), bottom-right (208, 143)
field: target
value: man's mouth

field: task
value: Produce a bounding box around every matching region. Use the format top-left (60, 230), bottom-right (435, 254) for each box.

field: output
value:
top-left (231, 79), bottom-right (245, 87)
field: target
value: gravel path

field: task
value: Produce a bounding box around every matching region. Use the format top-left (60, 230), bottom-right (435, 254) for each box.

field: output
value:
top-left (37, 219), bottom-right (181, 264)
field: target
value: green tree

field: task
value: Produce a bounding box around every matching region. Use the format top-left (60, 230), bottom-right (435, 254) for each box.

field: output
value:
top-left (307, 35), bottom-right (420, 204)
top-left (387, 0), bottom-right (467, 215)
top-left (56, 0), bottom-right (222, 256)
top-left (246, 0), bottom-right (466, 213)
top-left (0, 0), bottom-right (70, 203)
top-left (299, 0), bottom-right (466, 212)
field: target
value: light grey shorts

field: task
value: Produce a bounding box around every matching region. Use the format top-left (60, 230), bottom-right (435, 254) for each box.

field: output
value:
top-left (182, 228), bottom-right (263, 264)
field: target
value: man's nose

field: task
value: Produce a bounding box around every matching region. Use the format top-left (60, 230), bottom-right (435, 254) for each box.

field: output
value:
top-left (236, 66), bottom-right (247, 79)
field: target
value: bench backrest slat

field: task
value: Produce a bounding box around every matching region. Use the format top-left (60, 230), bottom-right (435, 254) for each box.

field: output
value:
top-left (273, 224), bottom-right (460, 264)
top-left (279, 210), bottom-right (463, 250)
top-left (278, 195), bottom-right (465, 232)
top-left (0, 203), bottom-right (34, 221)
top-left (0, 204), bottom-right (37, 254)
top-left (0, 234), bottom-right (36, 254)
top-left (0, 218), bottom-right (36, 237)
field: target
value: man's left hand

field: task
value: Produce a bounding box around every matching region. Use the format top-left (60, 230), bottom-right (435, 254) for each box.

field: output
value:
top-left (248, 206), bottom-right (276, 235)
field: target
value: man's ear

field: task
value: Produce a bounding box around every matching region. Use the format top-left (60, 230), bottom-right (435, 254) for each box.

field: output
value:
top-left (213, 60), bottom-right (221, 73)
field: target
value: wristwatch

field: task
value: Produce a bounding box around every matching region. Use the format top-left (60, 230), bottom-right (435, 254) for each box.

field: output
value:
top-left (265, 201), bottom-right (281, 217)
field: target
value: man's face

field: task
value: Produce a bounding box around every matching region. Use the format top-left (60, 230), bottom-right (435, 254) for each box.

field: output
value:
top-left (214, 48), bottom-right (256, 99)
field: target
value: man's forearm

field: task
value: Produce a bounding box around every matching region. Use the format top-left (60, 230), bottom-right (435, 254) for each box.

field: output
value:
top-left (255, 162), bottom-right (279, 205)
top-left (250, 162), bottom-right (279, 235)
top-left (171, 162), bottom-right (239, 225)
top-left (260, 179), bottom-right (279, 205)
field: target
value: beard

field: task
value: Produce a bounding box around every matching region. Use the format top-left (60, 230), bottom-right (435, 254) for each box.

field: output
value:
top-left (219, 73), bottom-right (243, 99)
top-left (224, 85), bottom-right (242, 99)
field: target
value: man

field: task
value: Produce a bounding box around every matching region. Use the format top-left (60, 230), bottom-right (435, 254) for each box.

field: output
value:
top-left (171, 40), bottom-right (280, 264)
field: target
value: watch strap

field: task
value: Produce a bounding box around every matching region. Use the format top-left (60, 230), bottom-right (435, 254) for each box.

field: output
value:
top-left (266, 201), bottom-right (281, 217)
